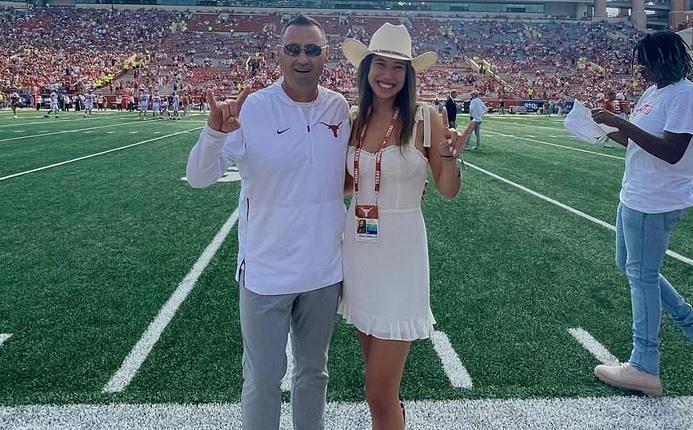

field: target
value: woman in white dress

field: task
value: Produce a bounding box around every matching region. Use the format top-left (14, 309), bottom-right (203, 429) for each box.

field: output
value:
top-left (338, 23), bottom-right (472, 429)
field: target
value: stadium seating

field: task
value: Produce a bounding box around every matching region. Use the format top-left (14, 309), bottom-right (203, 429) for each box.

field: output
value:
top-left (0, 7), bottom-right (671, 105)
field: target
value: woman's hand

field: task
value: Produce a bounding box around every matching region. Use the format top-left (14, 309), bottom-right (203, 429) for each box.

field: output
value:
top-left (591, 108), bottom-right (626, 129)
top-left (438, 107), bottom-right (475, 157)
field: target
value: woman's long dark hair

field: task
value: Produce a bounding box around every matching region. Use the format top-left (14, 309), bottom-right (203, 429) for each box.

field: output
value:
top-left (351, 54), bottom-right (418, 147)
top-left (633, 31), bottom-right (692, 85)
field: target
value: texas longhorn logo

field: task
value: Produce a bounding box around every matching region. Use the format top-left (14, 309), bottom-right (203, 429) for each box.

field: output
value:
top-left (320, 121), bottom-right (342, 138)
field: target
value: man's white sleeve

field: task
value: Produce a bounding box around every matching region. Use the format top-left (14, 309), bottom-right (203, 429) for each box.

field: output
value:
top-left (186, 124), bottom-right (245, 188)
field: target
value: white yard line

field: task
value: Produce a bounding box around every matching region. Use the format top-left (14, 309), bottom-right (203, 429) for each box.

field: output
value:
top-left (0, 121), bottom-right (148, 143)
top-left (0, 127), bottom-right (202, 182)
top-left (484, 130), bottom-right (625, 160)
top-left (0, 116), bottom-right (132, 128)
top-left (568, 328), bottom-right (619, 365)
top-left (2, 397), bottom-right (692, 429)
top-left (103, 208), bottom-right (239, 393)
top-left (0, 333), bottom-right (12, 347)
top-left (665, 250), bottom-right (693, 266)
top-left (488, 120), bottom-right (567, 132)
top-left (465, 162), bottom-right (693, 267)
top-left (281, 337), bottom-right (294, 392)
top-left (430, 331), bottom-right (473, 389)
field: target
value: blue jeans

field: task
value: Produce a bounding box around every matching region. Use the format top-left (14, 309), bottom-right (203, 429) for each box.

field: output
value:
top-left (615, 203), bottom-right (693, 375)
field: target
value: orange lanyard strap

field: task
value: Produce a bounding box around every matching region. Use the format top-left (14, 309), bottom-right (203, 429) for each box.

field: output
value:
top-left (353, 108), bottom-right (399, 199)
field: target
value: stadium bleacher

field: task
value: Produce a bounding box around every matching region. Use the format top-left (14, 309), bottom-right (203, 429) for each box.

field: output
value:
top-left (0, 5), bottom-right (680, 106)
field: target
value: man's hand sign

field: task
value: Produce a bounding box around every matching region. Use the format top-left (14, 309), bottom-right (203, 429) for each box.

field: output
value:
top-left (206, 86), bottom-right (253, 133)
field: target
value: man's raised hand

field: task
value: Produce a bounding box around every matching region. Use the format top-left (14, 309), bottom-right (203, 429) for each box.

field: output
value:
top-left (206, 86), bottom-right (253, 133)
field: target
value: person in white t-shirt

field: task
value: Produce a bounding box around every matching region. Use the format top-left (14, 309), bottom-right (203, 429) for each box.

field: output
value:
top-left (185, 15), bottom-right (348, 429)
top-left (591, 30), bottom-right (693, 397)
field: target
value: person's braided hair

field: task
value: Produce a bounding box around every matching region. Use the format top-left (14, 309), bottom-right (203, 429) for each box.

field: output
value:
top-left (633, 31), bottom-right (692, 85)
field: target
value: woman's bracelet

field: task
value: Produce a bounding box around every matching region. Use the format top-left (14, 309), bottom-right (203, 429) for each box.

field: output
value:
top-left (440, 154), bottom-right (466, 172)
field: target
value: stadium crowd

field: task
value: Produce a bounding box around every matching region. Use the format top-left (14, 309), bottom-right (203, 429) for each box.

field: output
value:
top-left (0, 6), bottom-right (682, 108)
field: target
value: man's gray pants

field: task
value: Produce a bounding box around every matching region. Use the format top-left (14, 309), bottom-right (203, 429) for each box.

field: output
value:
top-left (239, 274), bottom-right (341, 430)
top-left (464, 121), bottom-right (482, 148)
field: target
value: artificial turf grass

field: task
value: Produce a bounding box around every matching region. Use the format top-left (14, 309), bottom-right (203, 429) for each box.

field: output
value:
top-left (0, 113), bottom-right (691, 406)
top-left (102, 165), bottom-right (692, 403)
top-left (0, 132), bottom-right (238, 405)
top-left (466, 117), bottom-right (693, 257)
top-left (0, 115), bottom-right (204, 177)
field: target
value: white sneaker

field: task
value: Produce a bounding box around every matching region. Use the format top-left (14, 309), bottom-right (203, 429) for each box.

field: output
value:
top-left (594, 362), bottom-right (663, 396)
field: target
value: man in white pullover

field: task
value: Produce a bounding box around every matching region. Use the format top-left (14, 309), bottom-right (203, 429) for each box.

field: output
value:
top-left (466, 90), bottom-right (488, 150)
top-left (186, 15), bottom-right (350, 430)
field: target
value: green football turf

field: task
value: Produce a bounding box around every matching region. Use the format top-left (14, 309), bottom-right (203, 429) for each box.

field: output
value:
top-left (0, 109), bottom-right (691, 407)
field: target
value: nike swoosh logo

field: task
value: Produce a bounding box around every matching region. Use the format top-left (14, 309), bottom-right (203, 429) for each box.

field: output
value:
top-left (276, 128), bottom-right (290, 134)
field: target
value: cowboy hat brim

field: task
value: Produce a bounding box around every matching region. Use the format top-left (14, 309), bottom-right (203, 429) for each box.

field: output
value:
top-left (342, 38), bottom-right (437, 74)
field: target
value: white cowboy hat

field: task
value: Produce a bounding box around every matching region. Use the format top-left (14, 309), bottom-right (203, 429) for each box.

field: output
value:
top-left (342, 23), bottom-right (437, 73)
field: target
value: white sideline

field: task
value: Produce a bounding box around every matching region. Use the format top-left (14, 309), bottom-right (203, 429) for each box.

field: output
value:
top-left (281, 337), bottom-right (294, 392)
top-left (0, 120), bottom-right (149, 143)
top-left (2, 397), bottom-right (692, 429)
top-left (0, 333), bottom-right (12, 347)
top-left (568, 328), bottom-right (619, 365)
top-left (488, 119), bottom-right (571, 132)
top-left (430, 331), bottom-right (473, 389)
top-left (484, 129), bottom-right (625, 160)
top-left (103, 208), bottom-right (239, 393)
top-left (0, 116), bottom-right (133, 128)
top-left (465, 162), bottom-right (693, 267)
top-left (0, 127), bottom-right (202, 182)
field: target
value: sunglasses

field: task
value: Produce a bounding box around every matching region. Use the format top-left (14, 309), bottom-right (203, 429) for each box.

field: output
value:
top-left (279, 44), bottom-right (327, 57)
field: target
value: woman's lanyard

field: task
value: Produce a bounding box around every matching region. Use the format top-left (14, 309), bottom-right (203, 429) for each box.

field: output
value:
top-left (353, 108), bottom-right (400, 205)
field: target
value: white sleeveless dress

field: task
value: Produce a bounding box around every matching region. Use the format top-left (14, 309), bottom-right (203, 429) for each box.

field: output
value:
top-left (338, 105), bottom-right (437, 341)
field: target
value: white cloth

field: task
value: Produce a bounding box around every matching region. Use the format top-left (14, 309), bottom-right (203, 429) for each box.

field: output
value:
top-left (186, 80), bottom-right (351, 295)
top-left (469, 97), bottom-right (487, 122)
top-left (564, 100), bottom-right (618, 144)
top-left (338, 104), bottom-right (437, 341)
top-left (620, 79), bottom-right (693, 214)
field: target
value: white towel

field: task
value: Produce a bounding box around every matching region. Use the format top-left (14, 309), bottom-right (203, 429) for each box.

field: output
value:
top-left (564, 100), bottom-right (619, 144)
